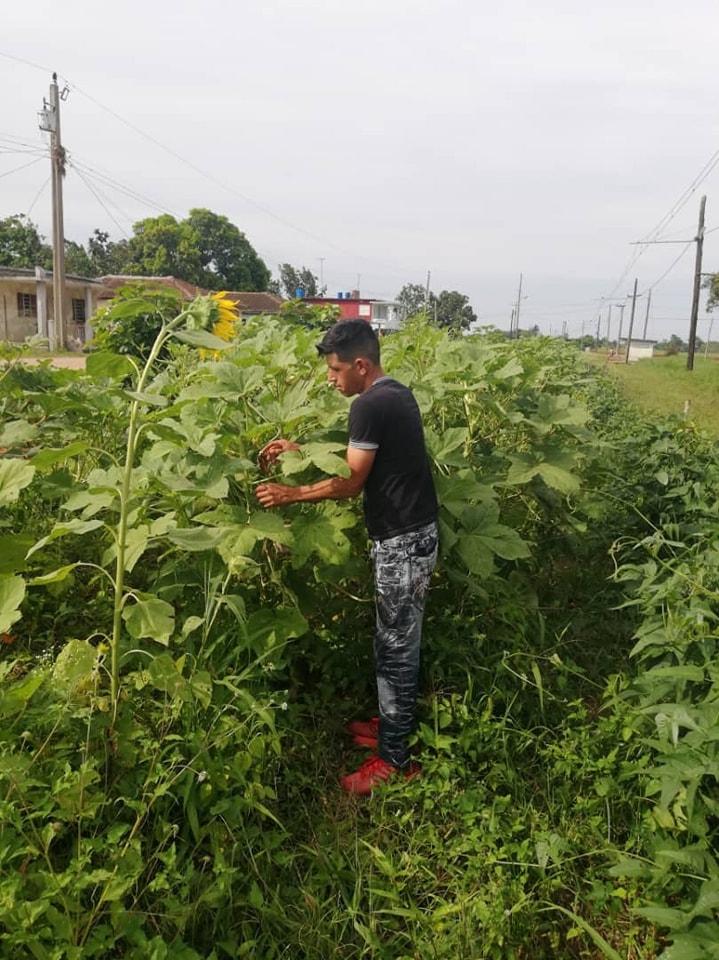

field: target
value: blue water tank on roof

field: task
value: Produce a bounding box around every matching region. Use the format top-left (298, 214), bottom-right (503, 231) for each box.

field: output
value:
top-left (337, 292), bottom-right (343, 299)
top-left (295, 287), bottom-right (305, 299)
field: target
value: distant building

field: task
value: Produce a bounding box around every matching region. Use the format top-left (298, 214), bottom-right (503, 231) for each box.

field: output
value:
top-left (0, 266), bottom-right (105, 345)
top-left (617, 338), bottom-right (658, 362)
top-left (303, 290), bottom-right (404, 332)
top-left (99, 276), bottom-right (284, 319)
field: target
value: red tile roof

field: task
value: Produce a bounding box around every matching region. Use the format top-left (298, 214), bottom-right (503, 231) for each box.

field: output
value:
top-left (98, 277), bottom-right (284, 315)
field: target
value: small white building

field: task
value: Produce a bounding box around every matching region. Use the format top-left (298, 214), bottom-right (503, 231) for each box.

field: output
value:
top-left (617, 338), bottom-right (658, 362)
top-left (0, 266), bottom-right (105, 346)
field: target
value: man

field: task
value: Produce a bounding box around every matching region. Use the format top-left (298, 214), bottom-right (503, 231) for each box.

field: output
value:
top-left (256, 319), bottom-right (438, 795)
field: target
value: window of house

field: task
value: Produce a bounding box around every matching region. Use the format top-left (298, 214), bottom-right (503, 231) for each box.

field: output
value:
top-left (72, 298), bottom-right (86, 323)
top-left (17, 293), bottom-right (38, 318)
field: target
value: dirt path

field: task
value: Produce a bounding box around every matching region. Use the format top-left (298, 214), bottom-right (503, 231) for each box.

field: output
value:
top-left (21, 355), bottom-right (86, 370)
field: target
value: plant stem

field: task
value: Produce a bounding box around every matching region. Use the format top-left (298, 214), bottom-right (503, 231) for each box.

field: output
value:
top-left (109, 311), bottom-right (189, 725)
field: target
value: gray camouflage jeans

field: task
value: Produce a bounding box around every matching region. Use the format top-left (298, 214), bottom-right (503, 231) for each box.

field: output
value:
top-left (371, 520), bottom-right (438, 768)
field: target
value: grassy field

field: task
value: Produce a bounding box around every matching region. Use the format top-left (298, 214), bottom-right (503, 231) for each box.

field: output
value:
top-left (588, 351), bottom-right (719, 435)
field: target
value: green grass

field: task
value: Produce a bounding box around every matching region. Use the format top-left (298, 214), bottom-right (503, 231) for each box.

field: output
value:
top-left (587, 352), bottom-right (719, 435)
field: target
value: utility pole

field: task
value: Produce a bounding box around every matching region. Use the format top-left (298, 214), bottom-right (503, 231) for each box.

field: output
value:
top-left (514, 272), bottom-right (523, 338)
top-left (642, 288), bottom-right (652, 340)
top-left (595, 314), bottom-right (601, 346)
top-left (616, 302), bottom-right (626, 354)
top-left (606, 305), bottom-right (612, 352)
top-left (39, 73), bottom-right (68, 351)
top-left (424, 270), bottom-right (431, 314)
top-left (686, 195), bottom-right (707, 371)
top-left (624, 278), bottom-right (639, 364)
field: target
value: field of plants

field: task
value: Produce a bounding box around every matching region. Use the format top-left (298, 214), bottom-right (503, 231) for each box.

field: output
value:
top-left (2, 297), bottom-right (719, 958)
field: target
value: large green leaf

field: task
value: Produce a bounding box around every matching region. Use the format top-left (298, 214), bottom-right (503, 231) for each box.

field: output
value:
top-left (167, 527), bottom-right (227, 552)
top-left (426, 427), bottom-right (469, 465)
top-left (53, 639), bottom-right (99, 696)
top-left (173, 329), bottom-right (233, 350)
top-left (0, 535), bottom-right (34, 574)
top-left (123, 598), bottom-right (175, 645)
top-left (279, 443), bottom-right (349, 478)
top-left (32, 441), bottom-right (89, 469)
top-left (28, 518), bottom-right (104, 557)
top-left (0, 575), bottom-right (25, 634)
top-left (506, 451), bottom-right (581, 494)
top-left (290, 508), bottom-right (355, 567)
top-left (0, 460), bottom-right (35, 506)
top-left (0, 419), bottom-right (38, 448)
top-left (435, 470), bottom-right (495, 518)
top-left (244, 606), bottom-right (308, 652)
top-left (85, 350), bottom-right (137, 380)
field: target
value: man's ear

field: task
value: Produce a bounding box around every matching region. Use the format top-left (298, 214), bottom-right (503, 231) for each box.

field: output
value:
top-left (355, 357), bottom-right (369, 374)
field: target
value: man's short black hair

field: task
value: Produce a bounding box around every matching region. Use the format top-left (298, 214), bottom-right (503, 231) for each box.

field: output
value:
top-left (316, 319), bottom-right (380, 365)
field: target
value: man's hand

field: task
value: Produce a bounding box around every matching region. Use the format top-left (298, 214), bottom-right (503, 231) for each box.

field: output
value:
top-left (258, 438), bottom-right (301, 474)
top-left (255, 482), bottom-right (298, 509)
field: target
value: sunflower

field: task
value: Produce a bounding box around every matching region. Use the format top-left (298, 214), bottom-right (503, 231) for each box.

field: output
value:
top-left (189, 292), bottom-right (240, 358)
top-left (210, 292), bottom-right (240, 343)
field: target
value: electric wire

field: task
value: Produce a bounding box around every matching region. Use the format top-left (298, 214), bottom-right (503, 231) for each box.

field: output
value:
top-left (25, 174), bottom-right (50, 218)
top-left (68, 160), bottom-right (131, 238)
top-left (69, 157), bottom-right (177, 219)
top-left (0, 155), bottom-right (45, 180)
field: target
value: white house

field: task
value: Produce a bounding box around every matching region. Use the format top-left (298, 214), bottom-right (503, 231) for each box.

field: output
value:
top-left (0, 266), bottom-right (106, 346)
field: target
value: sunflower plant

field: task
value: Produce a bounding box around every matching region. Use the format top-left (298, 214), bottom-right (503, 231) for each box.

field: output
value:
top-left (18, 289), bottom-right (241, 724)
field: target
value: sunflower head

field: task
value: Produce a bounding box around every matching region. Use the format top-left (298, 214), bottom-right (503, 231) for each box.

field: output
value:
top-left (185, 292), bottom-right (240, 358)
top-left (210, 292), bottom-right (240, 342)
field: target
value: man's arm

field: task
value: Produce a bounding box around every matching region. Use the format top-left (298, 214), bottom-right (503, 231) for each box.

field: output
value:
top-left (255, 446), bottom-right (376, 509)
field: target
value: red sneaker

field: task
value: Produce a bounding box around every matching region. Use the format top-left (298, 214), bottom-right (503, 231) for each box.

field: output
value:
top-left (340, 755), bottom-right (420, 795)
top-left (346, 717), bottom-right (379, 747)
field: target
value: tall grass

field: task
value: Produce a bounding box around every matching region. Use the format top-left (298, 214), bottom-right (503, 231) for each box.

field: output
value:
top-left (590, 353), bottom-right (719, 435)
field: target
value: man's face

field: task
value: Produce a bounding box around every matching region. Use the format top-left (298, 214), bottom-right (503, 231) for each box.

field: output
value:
top-left (325, 353), bottom-right (364, 396)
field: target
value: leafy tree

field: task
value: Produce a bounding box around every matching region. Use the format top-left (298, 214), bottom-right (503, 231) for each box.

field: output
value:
top-left (64, 240), bottom-right (94, 277)
top-left (87, 229), bottom-right (130, 276)
top-left (434, 290), bottom-right (477, 331)
top-left (704, 273), bottom-right (719, 313)
top-left (186, 208), bottom-right (270, 291)
top-left (270, 263), bottom-right (324, 299)
top-left (120, 210), bottom-right (269, 292)
top-left (278, 299), bottom-right (338, 330)
top-left (396, 283), bottom-right (431, 318)
top-left (123, 214), bottom-right (203, 284)
top-left (396, 282), bottom-right (476, 332)
top-left (657, 333), bottom-right (685, 355)
top-left (0, 215), bottom-right (52, 270)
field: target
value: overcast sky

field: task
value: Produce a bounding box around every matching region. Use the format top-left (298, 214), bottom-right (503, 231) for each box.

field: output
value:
top-left (2, 0), bottom-right (718, 341)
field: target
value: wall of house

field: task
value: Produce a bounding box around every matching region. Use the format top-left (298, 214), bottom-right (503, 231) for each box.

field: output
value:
top-left (0, 278), bottom-right (100, 344)
top-left (1, 281), bottom-right (40, 342)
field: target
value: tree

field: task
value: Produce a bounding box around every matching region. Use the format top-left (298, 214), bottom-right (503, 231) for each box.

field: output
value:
top-left (704, 273), bottom-right (719, 313)
top-left (434, 290), bottom-right (477, 331)
top-left (270, 263), bottom-right (324, 299)
top-left (87, 230), bottom-right (130, 276)
top-left (123, 214), bottom-right (203, 284)
top-left (64, 240), bottom-right (94, 277)
top-left (186, 208), bottom-right (270, 291)
top-left (0, 215), bottom-right (52, 270)
top-left (396, 282), bottom-right (477, 332)
top-left (396, 283), bottom-right (431, 318)
top-left (119, 210), bottom-right (269, 291)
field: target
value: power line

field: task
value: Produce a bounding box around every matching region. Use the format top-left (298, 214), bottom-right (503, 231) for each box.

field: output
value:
top-left (26, 174), bottom-right (51, 218)
top-left (68, 160), bottom-right (132, 239)
top-left (0, 155), bottom-right (45, 180)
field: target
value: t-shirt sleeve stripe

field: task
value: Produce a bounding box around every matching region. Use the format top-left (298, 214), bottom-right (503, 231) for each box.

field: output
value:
top-left (349, 439), bottom-right (379, 450)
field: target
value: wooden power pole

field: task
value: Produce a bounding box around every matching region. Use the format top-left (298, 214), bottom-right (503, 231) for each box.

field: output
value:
top-left (686, 195), bottom-right (707, 371)
top-left (40, 73), bottom-right (68, 351)
top-left (624, 278), bottom-right (639, 364)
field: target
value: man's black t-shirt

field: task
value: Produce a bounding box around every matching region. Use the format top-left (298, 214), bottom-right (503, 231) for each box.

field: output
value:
top-left (348, 376), bottom-right (438, 540)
